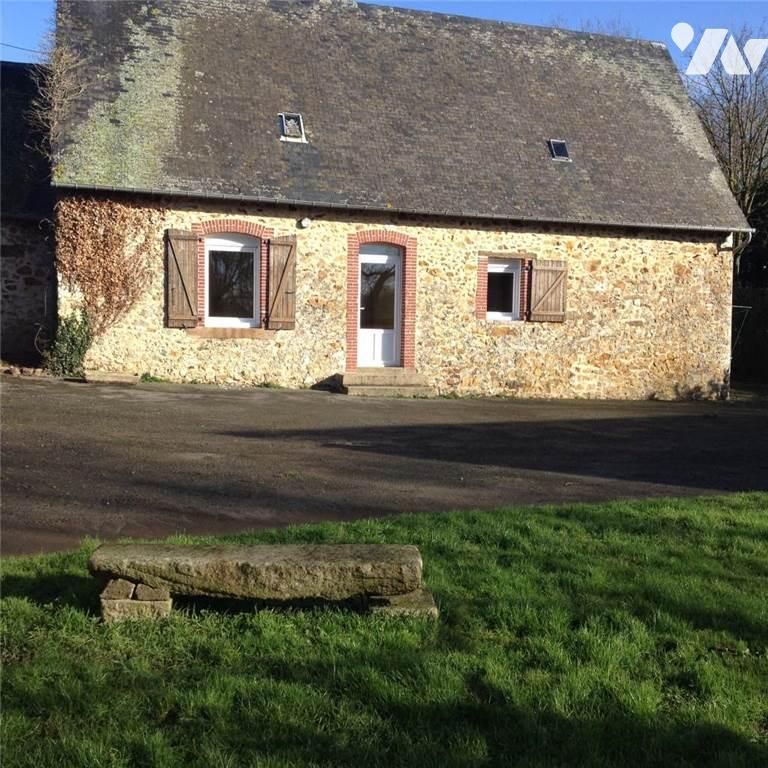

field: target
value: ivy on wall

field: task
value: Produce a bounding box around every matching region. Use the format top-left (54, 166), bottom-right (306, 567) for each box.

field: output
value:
top-left (56, 196), bottom-right (165, 336)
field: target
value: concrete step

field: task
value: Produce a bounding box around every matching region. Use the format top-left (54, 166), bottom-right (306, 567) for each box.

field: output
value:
top-left (344, 384), bottom-right (434, 398)
top-left (343, 368), bottom-right (428, 387)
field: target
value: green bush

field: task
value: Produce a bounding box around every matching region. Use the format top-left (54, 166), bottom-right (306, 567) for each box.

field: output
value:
top-left (43, 310), bottom-right (93, 378)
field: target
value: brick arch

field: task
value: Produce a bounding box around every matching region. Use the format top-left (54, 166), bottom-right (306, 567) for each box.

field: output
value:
top-left (191, 219), bottom-right (274, 326)
top-left (346, 230), bottom-right (417, 371)
top-left (195, 219), bottom-right (272, 239)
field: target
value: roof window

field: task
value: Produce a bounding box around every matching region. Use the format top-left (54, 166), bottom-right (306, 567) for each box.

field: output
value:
top-left (279, 113), bottom-right (307, 143)
top-left (548, 139), bottom-right (571, 161)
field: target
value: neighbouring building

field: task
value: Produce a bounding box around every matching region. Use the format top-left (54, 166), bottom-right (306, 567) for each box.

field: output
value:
top-left (50, 0), bottom-right (749, 398)
top-left (1, 61), bottom-right (55, 365)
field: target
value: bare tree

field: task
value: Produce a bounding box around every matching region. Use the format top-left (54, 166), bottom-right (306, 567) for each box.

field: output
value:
top-left (686, 27), bottom-right (768, 246)
top-left (26, 23), bottom-right (86, 168)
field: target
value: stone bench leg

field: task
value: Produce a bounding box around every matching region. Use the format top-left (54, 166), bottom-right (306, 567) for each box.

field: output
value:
top-left (100, 578), bottom-right (172, 623)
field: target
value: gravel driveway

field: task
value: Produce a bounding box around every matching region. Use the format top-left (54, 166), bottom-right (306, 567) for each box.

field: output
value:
top-left (2, 376), bottom-right (767, 554)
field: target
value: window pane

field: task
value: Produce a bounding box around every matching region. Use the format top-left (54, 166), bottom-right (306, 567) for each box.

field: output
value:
top-left (360, 262), bottom-right (396, 329)
top-left (551, 140), bottom-right (569, 159)
top-left (208, 250), bottom-right (255, 318)
top-left (487, 272), bottom-right (514, 313)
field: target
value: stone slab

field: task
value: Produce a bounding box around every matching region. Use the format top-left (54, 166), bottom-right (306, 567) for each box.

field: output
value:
top-left (101, 598), bottom-right (172, 623)
top-left (89, 543), bottom-right (423, 600)
top-left (100, 578), bottom-right (135, 600)
top-left (343, 385), bottom-right (433, 398)
top-left (369, 588), bottom-right (439, 619)
top-left (342, 369), bottom-right (429, 388)
top-left (135, 583), bottom-right (171, 601)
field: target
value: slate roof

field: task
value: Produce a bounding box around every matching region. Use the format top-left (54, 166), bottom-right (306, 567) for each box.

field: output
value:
top-left (1, 61), bottom-right (54, 220)
top-left (54, 0), bottom-right (749, 233)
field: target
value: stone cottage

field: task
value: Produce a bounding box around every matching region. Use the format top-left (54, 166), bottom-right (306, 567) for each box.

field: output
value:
top-left (52, 0), bottom-right (749, 398)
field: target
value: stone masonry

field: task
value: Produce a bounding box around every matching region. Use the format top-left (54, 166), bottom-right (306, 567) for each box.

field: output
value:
top-left (1, 219), bottom-right (55, 363)
top-left (57, 197), bottom-right (733, 399)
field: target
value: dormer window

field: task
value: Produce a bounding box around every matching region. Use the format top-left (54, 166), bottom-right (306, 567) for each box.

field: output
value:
top-left (279, 112), bottom-right (307, 143)
top-left (548, 139), bottom-right (570, 161)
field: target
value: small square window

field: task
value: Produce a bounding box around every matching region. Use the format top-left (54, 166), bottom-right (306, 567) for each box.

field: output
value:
top-left (548, 139), bottom-right (571, 161)
top-left (487, 259), bottom-right (522, 321)
top-left (279, 112), bottom-right (307, 142)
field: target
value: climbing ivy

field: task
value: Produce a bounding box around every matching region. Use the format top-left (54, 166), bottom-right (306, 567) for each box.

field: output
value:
top-left (56, 196), bottom-right (166, 336)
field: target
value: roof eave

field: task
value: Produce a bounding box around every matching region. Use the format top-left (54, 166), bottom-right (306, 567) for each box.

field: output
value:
top-left (50, 181), bottom-right (754, 235)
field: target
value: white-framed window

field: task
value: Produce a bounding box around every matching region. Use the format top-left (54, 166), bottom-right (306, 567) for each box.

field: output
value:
top-left (487, 259), bottom-right (522, 322)
top-left (204, 234), bottom-right (260, 328)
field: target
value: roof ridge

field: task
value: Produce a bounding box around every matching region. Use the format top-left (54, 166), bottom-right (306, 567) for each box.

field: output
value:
top-left (357, 1), bottom-right (666, 49)
top-left (0, 60), bottom-right (37, 69)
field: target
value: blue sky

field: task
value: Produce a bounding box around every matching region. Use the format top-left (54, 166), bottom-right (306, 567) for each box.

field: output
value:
top-left (1, 0), bottom-right (766, 71)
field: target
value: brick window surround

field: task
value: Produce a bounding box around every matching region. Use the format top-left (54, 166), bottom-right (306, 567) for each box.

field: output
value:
top-left (475, 254), bottom-right (532, 321)
top-left (192, 219), bottom-right (274, 327)
top-left (346, 230), bottom-right (417, 371)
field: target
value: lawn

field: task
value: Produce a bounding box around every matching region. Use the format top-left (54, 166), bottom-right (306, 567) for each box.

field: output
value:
top-left (2, 494), bottom-right (767, 768)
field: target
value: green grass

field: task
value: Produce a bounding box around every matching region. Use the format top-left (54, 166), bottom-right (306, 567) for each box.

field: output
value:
top-left (2, 494), bottom-right (767, 768)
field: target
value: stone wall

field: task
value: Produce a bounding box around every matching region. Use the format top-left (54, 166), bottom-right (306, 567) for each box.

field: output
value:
top-left (57, 196), bottom-right (733, 399)
top-left (1, 218), bottom-right (55, 364)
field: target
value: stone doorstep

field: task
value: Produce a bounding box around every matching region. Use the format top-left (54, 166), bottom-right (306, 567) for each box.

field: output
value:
top-left (342, 368), bottom-right (435, 397)
top-left (368, 588), bottom-right (439, 620)
top-left (343, 385), bottom-right (434, 398)
top-left (342, 368), bottom-right (429, 388)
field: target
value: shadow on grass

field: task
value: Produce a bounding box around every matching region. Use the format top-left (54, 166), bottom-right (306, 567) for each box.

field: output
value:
top-left (2, 496), bottom-right (766, 767)
top-left (172, 593), bottom-right (370, 615)
top-left (199, 638), bottom-right (768, 767)
top-left (0, 573), bottom-right (101, 614)
top-left (3, 622), bottom-right (764, 768)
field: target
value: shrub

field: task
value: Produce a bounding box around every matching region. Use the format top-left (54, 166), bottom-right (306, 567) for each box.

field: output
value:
top-left (43, 310), bottom-right (93, 378)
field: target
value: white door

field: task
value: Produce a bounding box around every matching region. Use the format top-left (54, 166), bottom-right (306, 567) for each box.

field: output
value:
top-left (358, 245), bottom-right (402, 367)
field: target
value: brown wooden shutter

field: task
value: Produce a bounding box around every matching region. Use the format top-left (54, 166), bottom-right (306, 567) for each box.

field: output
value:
top-left (529, 260), bottom-right (567, 322)
top-left (165, 229), bottom-right (198, 328)
top-left (267, 235), bottom-right (297, 330)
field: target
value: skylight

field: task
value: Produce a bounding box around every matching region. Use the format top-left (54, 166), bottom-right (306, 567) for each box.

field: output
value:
top-left (279, 113), bottom-right (306, 143)
top-left (548, 139), bottom-right (570, 161)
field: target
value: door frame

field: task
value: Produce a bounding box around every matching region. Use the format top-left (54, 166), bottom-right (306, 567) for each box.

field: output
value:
top-left (357, 246), bottom-right (402, 367)
top-left (346, 230), bottom-right (417, 372)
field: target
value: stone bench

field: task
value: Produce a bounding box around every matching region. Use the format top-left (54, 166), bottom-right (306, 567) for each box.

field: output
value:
top-left (88, 543), bottom-right (437, 622)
